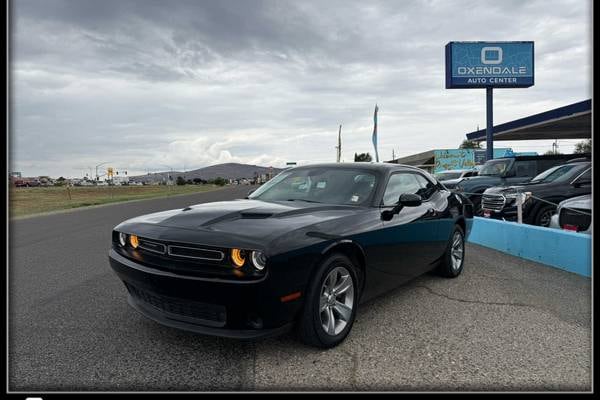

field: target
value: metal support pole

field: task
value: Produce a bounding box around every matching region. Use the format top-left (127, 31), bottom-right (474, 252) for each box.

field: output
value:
top-left (516, 189), bottom-right (523, 224)
top-left (486, 87), bottom-right (494, 161)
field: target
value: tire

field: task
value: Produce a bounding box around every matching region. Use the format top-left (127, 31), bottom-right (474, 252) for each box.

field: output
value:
top-left (437, 225), bottom-right (465, 278)
top-left (297, 253), bottom-right (360, 348)
top-left (534, 204), bottom-right (556, 227)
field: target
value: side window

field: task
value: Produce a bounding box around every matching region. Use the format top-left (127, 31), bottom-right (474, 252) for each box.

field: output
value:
top-left (514, 160), bottom-right (537, 177)
top-left (382, 173), bottom-right (421, 205)
top-left (574, 169), bottom-right (591, 184)
top-left (413, 174), bottom-right (437, 200)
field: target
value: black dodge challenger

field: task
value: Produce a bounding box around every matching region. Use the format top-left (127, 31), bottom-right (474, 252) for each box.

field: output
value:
top-left (109, 163), bottom-right (474, 348)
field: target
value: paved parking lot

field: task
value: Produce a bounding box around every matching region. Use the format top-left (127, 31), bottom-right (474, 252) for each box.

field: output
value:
top-left (9, 186), bottom-right (591, 391)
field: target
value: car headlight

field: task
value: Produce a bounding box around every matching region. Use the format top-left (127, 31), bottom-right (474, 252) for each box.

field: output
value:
top-left (504, 192), bottom-right (517, 200)
top-left (251, 251), bottom-right (267, 271)
top-left (118, 232), bottom-right (127, 247)
top-left (231, 248), bottom-right (246, 268)
top-left (129, 234), bottom-right (139, 249)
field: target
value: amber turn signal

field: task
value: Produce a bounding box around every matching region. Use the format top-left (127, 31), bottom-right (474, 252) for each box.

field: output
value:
top-left (231, 248), bottom-right (246, 268)
top-left (129, 234), bottom-right (139, 249)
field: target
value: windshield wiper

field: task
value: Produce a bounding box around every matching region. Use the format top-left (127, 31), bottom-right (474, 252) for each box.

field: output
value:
top-left (286, 199), bottom-right (322, 203)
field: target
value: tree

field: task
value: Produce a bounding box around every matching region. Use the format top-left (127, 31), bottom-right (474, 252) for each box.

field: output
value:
top-left (459, 139), bottom-right (481, 149)
top-left (574, 139), bottom-right (591, 154)
top-left (544, 150), bottom-right (562, 155)
top-left (193, 178), bottom-right (203, 185)
top-left (176, 176), bottom-right (186, 185)
top-left (212, 177), bottom-right (227, 186)
top-left (354, 152), bottom-right (372, 162)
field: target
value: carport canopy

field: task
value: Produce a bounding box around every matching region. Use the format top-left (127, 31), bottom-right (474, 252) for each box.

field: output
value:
top-left (466, 99), bottom-right (591, 142)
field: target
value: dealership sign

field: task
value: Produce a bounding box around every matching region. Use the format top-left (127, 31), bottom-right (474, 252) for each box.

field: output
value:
top-left (445, 41), bottom-right (534, 88)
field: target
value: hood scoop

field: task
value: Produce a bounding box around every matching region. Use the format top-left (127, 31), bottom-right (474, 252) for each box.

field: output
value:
top-left (240, 212), bottom-right (273, 219)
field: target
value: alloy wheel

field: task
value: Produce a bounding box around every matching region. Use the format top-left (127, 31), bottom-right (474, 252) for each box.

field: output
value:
top-left (451, 231), bottom-right (464, 271)
top-left (319, 266), bottom-right (354, 336)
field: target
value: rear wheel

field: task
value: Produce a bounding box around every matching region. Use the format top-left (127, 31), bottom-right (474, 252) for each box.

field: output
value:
top-left (297, 253), bottom-right (359, 348)
top-left (437, 225), bottom-right (465, 278)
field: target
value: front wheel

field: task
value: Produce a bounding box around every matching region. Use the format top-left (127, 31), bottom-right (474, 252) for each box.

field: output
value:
top-left (437, 225), bottom-right (465, 278)
top-left (297, 253), bottom-right (359, 348)
top-left (534, 204), bottom-right (556, 227)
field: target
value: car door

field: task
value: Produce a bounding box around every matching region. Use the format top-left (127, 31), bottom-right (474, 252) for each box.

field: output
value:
top-left (375, 171), bottom-right (445, 280)
top-left (567, 168), bottom-right (592, 197)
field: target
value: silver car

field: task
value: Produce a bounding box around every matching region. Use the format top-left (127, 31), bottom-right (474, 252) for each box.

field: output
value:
top-left (434, 168), bottom-right (479, 189)
top-left (549, 194), bottom-right (592, 234)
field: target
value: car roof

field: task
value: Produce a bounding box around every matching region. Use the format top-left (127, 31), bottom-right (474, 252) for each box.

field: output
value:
top-left (436, 169), bottom-right (476, 173)
top-left (289, 162), bottom-right (425, 173)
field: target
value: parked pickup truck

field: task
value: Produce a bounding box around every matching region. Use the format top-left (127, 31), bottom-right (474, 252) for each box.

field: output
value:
top-left (481, 160), bottom-right (591, 226)
top-left (450, 153), bottom-right (590, 214)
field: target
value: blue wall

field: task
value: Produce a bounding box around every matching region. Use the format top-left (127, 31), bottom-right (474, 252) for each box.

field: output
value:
top-left (467, 217), bottom-right (591, 277)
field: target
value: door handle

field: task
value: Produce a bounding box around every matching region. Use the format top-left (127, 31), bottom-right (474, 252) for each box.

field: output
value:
top-left (426, 208), bottom-right (436, 216)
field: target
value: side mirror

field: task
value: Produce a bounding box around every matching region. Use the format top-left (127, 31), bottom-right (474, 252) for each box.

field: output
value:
top-left (399, 193), bottom-right (422, 207)
top-left (503, 170), bottom-right (516, 178)
top-left (381, 194), bottom-right (422, 221)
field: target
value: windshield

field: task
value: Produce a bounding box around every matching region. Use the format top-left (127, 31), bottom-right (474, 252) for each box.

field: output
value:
top-left (434, 171), bottom-right (462, 181)
top-left (530, 164), bottom-right (587, 183)
top-left (479, 159), bottom-right (512, 176)
top-left (249, 167), bottom-right (378, 205)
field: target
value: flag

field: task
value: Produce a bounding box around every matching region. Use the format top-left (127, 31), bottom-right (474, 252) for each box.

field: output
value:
top-left (372, 104), bottom-right (379, 162)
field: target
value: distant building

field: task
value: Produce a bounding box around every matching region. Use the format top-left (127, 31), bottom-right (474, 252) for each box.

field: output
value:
top-left (386, 148), bottom-right (531, 173)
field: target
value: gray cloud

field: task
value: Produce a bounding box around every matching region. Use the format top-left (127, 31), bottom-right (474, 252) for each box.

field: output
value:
top-left (10, 0), bottom-right (592, 177)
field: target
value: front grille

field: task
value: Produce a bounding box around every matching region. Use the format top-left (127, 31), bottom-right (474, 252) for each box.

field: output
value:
top-left (167, 245), bottom-right (225, 261)
top-left (125, 283), bottom-right (226, 327)
top-left (138, 239), bottom-right (166, 255)
top-left (559, 208), bottom-right (591, 232)
top-left (482, 194), bottom-right (506, 212)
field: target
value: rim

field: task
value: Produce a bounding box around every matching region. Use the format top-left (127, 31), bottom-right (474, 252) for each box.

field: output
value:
top-left (539, 209), bottom-right (554, 227)
top-left (451, 231), bottom-right (464, 271)
top-left (319, 266), bottom-right (354, 336)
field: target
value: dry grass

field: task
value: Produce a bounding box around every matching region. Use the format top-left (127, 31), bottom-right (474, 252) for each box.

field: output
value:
top-left (9, 184), bottom-right (225, 218)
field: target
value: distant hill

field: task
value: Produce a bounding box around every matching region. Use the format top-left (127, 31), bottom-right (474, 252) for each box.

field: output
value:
top-left (130, 162), bottom-right (284, 183)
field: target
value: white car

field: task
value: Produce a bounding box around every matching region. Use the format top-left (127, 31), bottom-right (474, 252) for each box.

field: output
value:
top-left (549, 194), bottom-right (591, 234)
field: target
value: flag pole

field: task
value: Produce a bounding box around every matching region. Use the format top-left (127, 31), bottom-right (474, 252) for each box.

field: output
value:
top-left (372, 104), bottom-right (379, 162)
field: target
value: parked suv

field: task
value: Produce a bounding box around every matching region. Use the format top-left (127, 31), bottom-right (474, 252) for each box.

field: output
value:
top-left (481, 161), bottom-right (591, 226)
top-left (452, 153), bottom-right (589, 214)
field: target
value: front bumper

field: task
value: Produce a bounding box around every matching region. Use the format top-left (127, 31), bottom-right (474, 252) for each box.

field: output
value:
top-left (108, 249), bottom-right (301, 339)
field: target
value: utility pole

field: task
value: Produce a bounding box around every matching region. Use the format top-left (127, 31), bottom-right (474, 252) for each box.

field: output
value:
top-left (392, 149), bottom-right (395, 161)
top-left (552, 139), bottom-right (559, 154)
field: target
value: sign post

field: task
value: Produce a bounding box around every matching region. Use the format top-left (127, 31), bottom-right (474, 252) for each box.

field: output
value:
top-left (445, 41), bottom-right (534, 161)
top-left (486, 87), bottom-right (493, 161)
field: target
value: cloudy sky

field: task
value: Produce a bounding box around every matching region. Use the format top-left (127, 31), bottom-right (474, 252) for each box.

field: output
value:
top-left (11, 0), bottom-right (592, 178)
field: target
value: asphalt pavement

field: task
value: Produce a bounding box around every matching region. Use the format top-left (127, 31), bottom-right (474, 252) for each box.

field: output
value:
top-left (9, 185), bottom-right (591, 391)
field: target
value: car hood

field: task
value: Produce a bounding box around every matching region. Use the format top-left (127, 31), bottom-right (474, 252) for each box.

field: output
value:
top-left (483, 181), bottom-right (553, 195)
top-left (115, 199), bottom-right (364, 250)
top-left (440, 178), bottom-right (463, 186)
top-left (559, 194), bottom-right (591, 209)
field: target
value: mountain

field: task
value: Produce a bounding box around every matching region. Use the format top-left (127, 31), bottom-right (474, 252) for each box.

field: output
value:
top-left (130, 163), bottom-right (284, 183)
